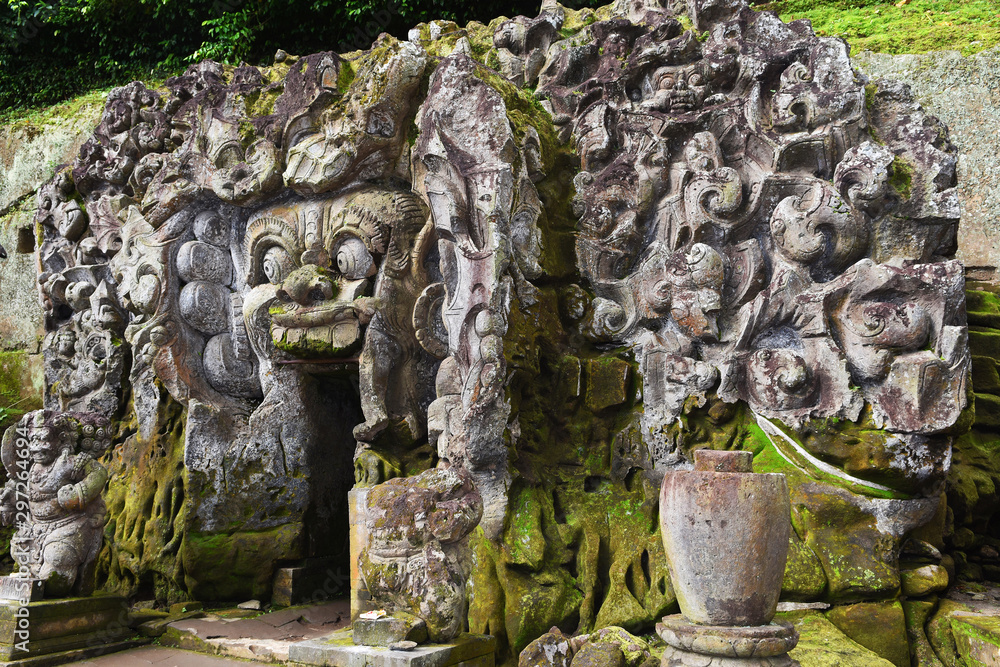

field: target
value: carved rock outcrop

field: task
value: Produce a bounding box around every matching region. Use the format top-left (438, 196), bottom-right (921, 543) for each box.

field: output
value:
top-left (26, 0), bottom-right (971, 661)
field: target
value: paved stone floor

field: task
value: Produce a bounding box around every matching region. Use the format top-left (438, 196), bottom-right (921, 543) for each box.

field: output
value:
top-left (69, 646), bottom-right (271, 666)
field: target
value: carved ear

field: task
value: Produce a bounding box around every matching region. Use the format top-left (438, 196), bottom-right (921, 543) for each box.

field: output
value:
top-left (413, 282), bottom-right (449, 359)
top-left (0, 414), bottom-right (28, 478)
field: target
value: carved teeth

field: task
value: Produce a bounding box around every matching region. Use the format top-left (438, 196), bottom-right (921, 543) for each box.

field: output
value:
top-left (306, 327), bottom-right (331, 348)
top-left (332, 321), bottom-right (360, 348)
top-left (271, 321), bottom-right (362, 353)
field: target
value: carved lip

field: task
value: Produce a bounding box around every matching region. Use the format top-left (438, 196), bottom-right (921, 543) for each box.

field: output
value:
top-left (270, 300), bottom-right (361, 328)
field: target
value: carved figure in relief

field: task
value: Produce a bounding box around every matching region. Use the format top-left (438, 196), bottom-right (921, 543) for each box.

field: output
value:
top-left (359, 466), bottom-right (482, 642)
top-left (243, 186), bottom-right (436, 448)
top-left (24, 0), bottom-right (973, 623)
top-left (0, 411), bottom-right (110, 598)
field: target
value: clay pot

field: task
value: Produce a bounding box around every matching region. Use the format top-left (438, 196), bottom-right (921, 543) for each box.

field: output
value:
top-left (659, 449), bottom-right (790, 626)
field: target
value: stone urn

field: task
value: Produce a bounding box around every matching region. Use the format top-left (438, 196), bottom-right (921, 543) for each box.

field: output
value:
top-left (658, 449), bottom-right (799, 665)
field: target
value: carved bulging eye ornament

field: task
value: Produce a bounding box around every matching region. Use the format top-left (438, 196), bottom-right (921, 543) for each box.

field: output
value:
top-left (334, 236), bottom-right (377, 280)
top-left (262, 245), bottom-right (296, 285)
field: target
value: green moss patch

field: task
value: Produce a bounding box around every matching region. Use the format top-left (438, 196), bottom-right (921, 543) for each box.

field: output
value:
top-left (888, 156), bottom-right (914, 199)
top-left (181, 524), bottom-right (304, 601)
top-left (781, 610), bottom-right (897, 666)
top-left (0, 351), bottom-right (41, 433)
top-left (825, 601), bottom-right (910, 667)
top-left (951, 613), bottom-right (1000, 667)
top-left (754, 0), bottom-right (1000, 56)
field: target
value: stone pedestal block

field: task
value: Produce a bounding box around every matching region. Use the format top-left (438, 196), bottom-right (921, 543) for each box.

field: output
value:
top-left (0, 580), bottom-right (43, 604)
top-left (659, 646), bottom-right (799, 666)
top-left (0, 595), bottom-right (139, 665)
top-left (272, 557), bottom-right (347, 607)
top-left (288, 629), bottom-right (495, 666)
top-left (353, 613), bottom-right (428, 647)
top-left (657, 616), bottom-right (800, 666)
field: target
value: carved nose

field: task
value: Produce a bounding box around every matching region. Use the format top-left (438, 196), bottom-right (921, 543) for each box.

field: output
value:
top-left (674, 78), bottom-right (688, 91)
top-left (277, 268), bottom-right (334, 305)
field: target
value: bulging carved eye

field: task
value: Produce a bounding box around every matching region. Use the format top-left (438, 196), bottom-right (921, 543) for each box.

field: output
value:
top-left (262, 246), bottom-right (295, 285)
top-left (335, 237), bottom-right (375, 279)
top-left (689, 73), bottom-right (704, 86)
top-left (214, 142), bottom-right (244, 170)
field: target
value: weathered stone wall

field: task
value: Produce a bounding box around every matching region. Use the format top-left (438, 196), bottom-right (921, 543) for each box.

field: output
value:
top-left (854, 46), bottom-right (1000, 281)
top-left (0, 98), bottom-right (103, 428)
top-left (854, 45), bottom-right (1000, 590)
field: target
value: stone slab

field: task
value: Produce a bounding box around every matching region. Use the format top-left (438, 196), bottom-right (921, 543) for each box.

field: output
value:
top-left (159, 601), bottom-right (350, 663)
top-left (353, 614), bottom-right (427, 647)
top-left (0, 596), bottom-right (130, 660)
top-left (0, 638), bottom-right (146, 666)
top-left (778, 611), bottom-right (896, 667)
top-left (288, 629), bottom-right (495, 667)
top-left (71, 645), bottom-right (271, 666)
top-left (950, 612), bottom-right (1000, 667)
top-left (659, 646), bottom-right (799, 666)
top-left (0, 580), bottom-right (43, 604)
top-left (348, 488), bottom-right (374, 622)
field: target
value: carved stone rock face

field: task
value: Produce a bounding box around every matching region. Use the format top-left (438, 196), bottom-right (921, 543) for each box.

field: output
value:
top-left (27, 0), bottom-right (970, 648)
top-left (360, 466), bottom-right (482, 642)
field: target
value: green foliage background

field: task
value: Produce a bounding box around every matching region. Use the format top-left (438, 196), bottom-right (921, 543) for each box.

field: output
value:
top-left (1, 0), bottom-right (998, 117)
top-left (0, 0), bottom-right (602, 111)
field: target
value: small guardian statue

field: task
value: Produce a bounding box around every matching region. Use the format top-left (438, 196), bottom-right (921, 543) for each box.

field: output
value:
top-left (0, 410), bottom-right (111, 598)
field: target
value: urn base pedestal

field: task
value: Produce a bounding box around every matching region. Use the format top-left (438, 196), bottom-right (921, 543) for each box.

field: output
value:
top-left (657, 615), bottom-right (800, 667)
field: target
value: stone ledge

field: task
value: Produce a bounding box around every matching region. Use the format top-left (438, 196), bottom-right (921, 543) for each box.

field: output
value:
top-left (288, 629), bottom-right (496, 667)
top-left (0, 595), bottom-right (131, 660)
top-left (0, 638), bottom-right (147, 666)
top-left (950, 612), bottom-right (1000, 667)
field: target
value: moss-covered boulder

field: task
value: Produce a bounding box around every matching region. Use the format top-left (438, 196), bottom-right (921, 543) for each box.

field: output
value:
top-left (781, 610), bottom-right (896, 667)
top-left (824, 601), bottom-right (910, 667)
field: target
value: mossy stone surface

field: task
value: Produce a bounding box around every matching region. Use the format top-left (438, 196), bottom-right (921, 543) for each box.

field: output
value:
top-left (900, 564), bottom-right (949, 598)
top-left (181, 524), bottom-right (303, 601)
top-left (950, 613), bottom-right (1000, 667)
top-left (587, 626), bottom-right (651, 667)
top-left (780, 610), bottom-right (896, 667)
top-left (824, 601), bottom-right (910, 667)
top-left (781, 531), bottom-right (827, 600)
top-left (571, 642), bottom-right (625, 667)
top-left (902, 599), bottom-right (944, 667)
top-left (927, 599), bottom-right (973, 666)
